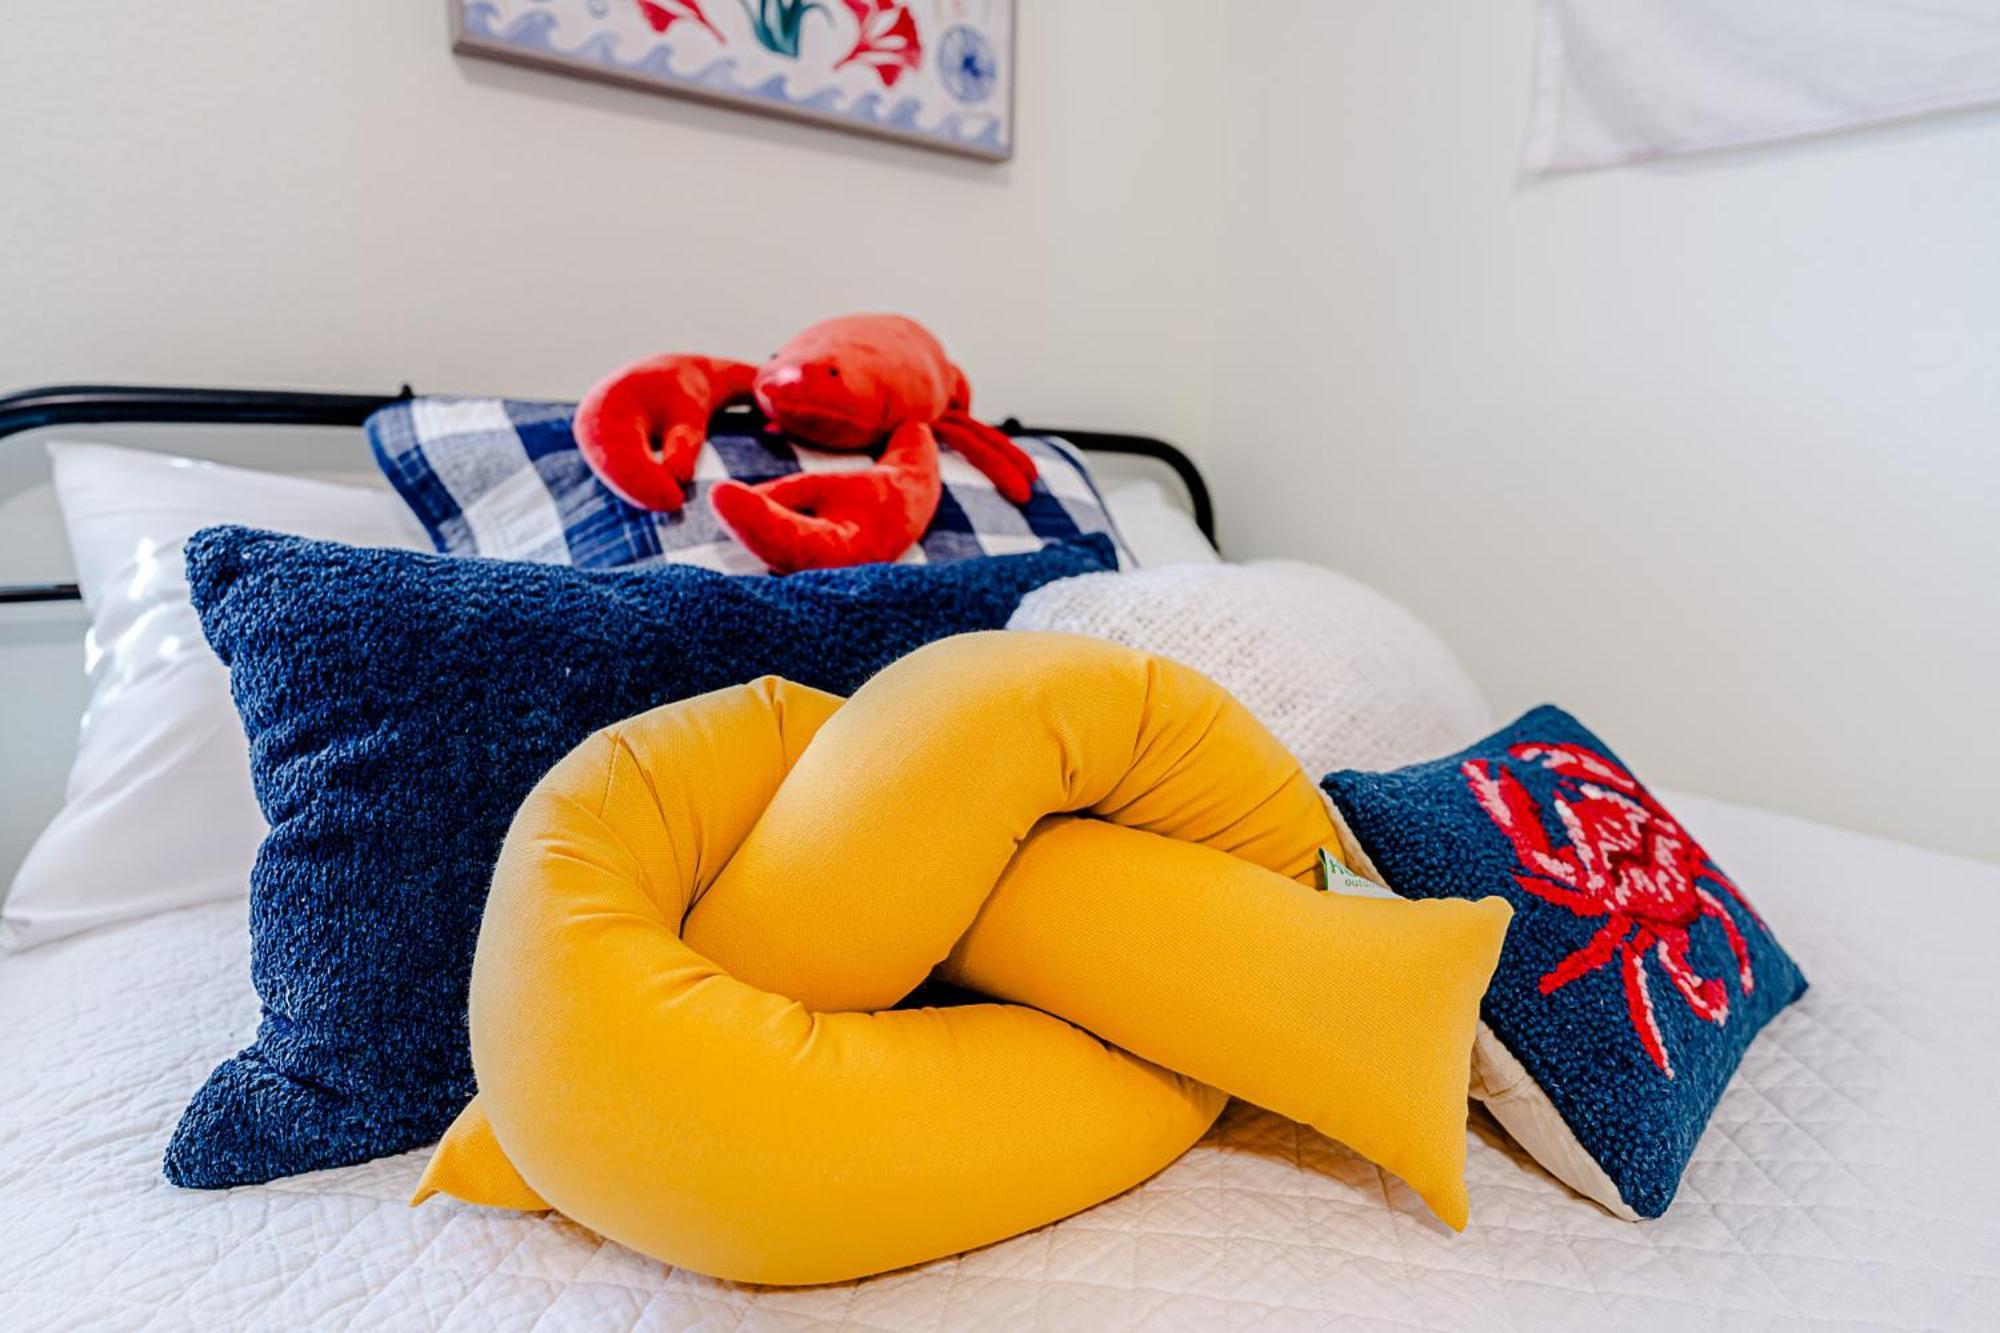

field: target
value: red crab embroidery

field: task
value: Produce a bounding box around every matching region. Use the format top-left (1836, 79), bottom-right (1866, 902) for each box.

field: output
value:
top-left (1464, 742), bottom-right (1762, 1078)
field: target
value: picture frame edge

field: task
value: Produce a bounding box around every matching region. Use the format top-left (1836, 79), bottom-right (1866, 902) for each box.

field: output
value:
top-left (443, 0), bottom-right (1015, 164)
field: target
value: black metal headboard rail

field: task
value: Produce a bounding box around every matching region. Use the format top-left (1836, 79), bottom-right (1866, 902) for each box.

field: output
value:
top-left (0, 384), bottom-right (1215, 606)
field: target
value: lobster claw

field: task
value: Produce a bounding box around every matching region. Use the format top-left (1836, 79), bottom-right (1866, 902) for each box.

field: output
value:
top-left (933, 411), bottom-right (1038, 505)
top-left (711, 421), bottom-right (944, 574)
top-left (574, 354), bottom-right (759, 512)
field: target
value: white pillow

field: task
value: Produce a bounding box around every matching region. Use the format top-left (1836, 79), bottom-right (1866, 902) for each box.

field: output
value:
top-left (1, 444), bottom-right (426, 950)
top-left (1008, 560), bottom-right (1491, 775)
top-left (1099, 479), bottom-right (1219, 568)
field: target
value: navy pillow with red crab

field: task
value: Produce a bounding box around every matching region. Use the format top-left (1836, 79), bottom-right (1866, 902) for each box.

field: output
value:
top-left (1320, 705), bottom-right (1805, 1220)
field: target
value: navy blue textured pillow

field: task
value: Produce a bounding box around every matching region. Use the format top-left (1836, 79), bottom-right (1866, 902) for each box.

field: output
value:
top-left (165, 525), bottom-right (1114, 1189)
top-left (1322, 706), bottom-right (1806, 1219)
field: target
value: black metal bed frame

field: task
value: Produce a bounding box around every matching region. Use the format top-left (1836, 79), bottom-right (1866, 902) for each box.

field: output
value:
top-left (0, 383), bottom-right (1215, 605)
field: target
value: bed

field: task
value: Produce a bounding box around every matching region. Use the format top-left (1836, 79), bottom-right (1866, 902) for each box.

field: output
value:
top-left (1, 387), bottom-right (1995, 1331)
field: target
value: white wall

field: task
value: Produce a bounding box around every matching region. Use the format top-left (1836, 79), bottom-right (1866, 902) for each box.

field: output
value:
top-left (5, 1), bottom-right (1997, 863)
top-left (0, 0), bottom-right (1221, 442)
top-left (1211, 2), bottom-right (2000, 862)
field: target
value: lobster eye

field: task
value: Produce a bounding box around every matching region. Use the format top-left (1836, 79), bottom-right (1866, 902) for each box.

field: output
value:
top-left (827, 367), bottom-right (841, 378)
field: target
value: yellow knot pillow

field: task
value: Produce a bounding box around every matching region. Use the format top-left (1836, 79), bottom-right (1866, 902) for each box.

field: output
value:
top-left (415, 631), bottom-right (1510, 1285)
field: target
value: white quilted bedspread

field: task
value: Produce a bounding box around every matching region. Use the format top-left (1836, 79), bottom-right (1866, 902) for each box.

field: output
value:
top-left (2, 795), bottom-right (1996, 1332)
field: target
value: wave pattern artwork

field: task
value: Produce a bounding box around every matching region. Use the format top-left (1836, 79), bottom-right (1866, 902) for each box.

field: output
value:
top-left (452, 0), bottom-right (1014, 160)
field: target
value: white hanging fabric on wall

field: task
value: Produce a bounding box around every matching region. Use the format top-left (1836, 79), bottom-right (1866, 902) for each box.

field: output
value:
top-left (1525, 0), bottom-right (2000, 173)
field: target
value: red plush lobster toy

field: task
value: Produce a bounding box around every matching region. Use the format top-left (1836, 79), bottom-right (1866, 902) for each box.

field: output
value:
top-left (573, 314), bottom-right (1038, 572)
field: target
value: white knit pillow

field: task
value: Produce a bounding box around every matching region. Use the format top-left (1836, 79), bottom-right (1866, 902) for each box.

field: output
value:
top-left (1008, 561), bottom-right (1491, 775)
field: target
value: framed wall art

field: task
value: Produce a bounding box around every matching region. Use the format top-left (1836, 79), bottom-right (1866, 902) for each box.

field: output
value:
top-left (450, 1), bottom-right (1015, 161)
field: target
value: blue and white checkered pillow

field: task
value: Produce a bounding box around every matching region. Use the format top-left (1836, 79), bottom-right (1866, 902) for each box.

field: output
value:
top-left (367, 397), bottom-right (1129, 574)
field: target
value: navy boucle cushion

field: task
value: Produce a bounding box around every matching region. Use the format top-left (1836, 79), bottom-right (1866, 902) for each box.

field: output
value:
top-left (165, 525), bottom-right (1114, 1189)
top-left (1322, 706), bottom-right (1806, 1219)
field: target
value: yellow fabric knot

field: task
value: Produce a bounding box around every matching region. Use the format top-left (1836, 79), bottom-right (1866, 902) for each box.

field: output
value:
top-left (415, 631), bottom-right (1510, 1285)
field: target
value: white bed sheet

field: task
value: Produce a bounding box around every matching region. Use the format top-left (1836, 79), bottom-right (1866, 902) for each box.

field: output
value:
top-left (2, 795), bottom-right (1995, 1331)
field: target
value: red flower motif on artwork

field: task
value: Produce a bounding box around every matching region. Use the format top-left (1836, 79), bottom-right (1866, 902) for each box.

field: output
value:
top-left (1464, 743), bottom-right (1763, 1078)
top-left (636, 0), bottom-right (725, 44)
top-left (836, 1), bottom-right (923, 87)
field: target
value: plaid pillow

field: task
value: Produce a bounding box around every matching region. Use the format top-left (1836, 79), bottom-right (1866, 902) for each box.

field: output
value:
top-left (367, 397), bottom-right (1129, 573)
